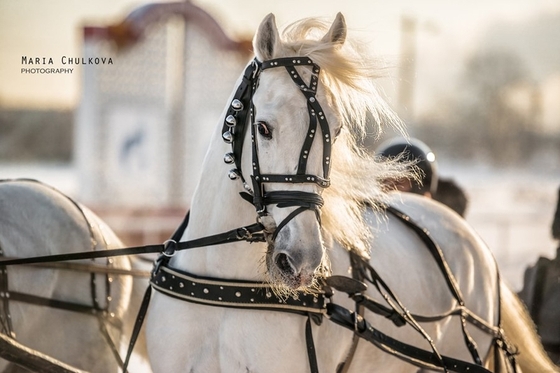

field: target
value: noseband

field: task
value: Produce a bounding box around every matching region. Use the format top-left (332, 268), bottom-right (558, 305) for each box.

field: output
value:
top-left (221, 57), bottom-right (333, 238)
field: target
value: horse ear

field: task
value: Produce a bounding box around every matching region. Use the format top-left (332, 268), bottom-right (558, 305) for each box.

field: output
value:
top-left (253, 13), bottom-right (280, 61)
top-left (322, 12), bottom-right (347, 46)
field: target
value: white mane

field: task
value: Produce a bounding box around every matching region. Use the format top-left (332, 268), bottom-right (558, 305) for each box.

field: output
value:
top-left (277, 17), bottom-right (410, 256)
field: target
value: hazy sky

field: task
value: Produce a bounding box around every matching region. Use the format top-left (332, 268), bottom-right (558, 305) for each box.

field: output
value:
top-left (1, 0), bottom-right (558, 109)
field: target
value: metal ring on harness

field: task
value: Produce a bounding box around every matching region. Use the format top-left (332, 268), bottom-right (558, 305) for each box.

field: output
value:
top-left (162, 239), bottom-right (177, 257)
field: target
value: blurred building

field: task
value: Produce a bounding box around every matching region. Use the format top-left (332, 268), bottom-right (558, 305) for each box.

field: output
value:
top-left (74, 1), bottom-right (252, 244)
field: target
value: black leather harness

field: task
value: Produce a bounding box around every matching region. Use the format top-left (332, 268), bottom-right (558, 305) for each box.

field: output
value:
top-left (0, 190), bottom-right (518, 373)
top-left (0, 56), bottom-right (520, 373)
top-left (222, 57), bottom-right (331, 241)
top-left (136, 203), bottom-right (518, 373)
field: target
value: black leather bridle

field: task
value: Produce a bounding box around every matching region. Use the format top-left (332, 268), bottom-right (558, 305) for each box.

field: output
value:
top-left (221, 57), bottom-right (332, 239)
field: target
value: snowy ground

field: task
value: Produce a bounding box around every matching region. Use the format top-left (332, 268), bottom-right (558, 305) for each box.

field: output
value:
top-left (1, 161), bottom-right (558, 293)
top-left (439, 161), bottom-right (560, 291)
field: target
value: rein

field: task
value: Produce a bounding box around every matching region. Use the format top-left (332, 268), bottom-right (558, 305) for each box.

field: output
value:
top-left (0, 218), bottom-right (266, 267)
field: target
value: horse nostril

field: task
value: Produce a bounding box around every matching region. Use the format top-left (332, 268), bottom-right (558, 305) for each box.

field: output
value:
top-left (275, 253), bottom-right (294, 275)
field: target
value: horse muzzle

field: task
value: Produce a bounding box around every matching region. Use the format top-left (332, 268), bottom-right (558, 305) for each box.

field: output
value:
top-left (265, 222), bottom-right (324, 290)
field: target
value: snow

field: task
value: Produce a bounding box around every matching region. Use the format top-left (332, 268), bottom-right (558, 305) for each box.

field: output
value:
top-left (440, 161), bottom-right (559, 290)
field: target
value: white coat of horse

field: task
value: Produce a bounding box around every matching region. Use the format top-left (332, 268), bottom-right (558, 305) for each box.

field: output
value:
top-left (0, 179), bottom-right (148, 372)
top-left (145, 13), bottom-right (558, 373)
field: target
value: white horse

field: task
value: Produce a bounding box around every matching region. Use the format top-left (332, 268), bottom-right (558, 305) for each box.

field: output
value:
top-left (145, 13), bottom-right (559, 373)
top-left (0, 179), bottom-right (148, 372)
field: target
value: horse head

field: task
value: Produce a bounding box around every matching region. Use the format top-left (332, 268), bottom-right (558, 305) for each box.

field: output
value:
top-left (229, 13), bottom-right (347, 291)
top-left (221, 12), bottom-right (400, 293)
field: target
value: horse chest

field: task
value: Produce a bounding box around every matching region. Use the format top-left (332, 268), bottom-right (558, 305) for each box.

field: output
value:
top-left (147, 295), bottom-right (312, 372)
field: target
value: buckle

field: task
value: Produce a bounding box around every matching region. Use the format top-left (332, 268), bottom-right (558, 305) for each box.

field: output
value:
top-left (151, 240), bottom-right (178, 277)
top-left (236, 227), bottom-right (252, 240)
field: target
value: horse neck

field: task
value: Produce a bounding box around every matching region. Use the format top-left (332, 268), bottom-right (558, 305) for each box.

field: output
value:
top-left (171, 127), bottom-right (265, 280)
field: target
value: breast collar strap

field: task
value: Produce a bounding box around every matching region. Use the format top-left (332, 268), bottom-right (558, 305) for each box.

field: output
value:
top-left (152, 265), bottom-right (326, 315)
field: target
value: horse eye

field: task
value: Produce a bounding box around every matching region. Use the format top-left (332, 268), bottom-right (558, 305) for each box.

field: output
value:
top-left (255, 121), bottom-right (272, 139)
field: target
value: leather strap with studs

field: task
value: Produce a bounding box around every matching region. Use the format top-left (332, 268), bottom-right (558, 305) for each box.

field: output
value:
top-left (151, 265), bottom-right (326, 315)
